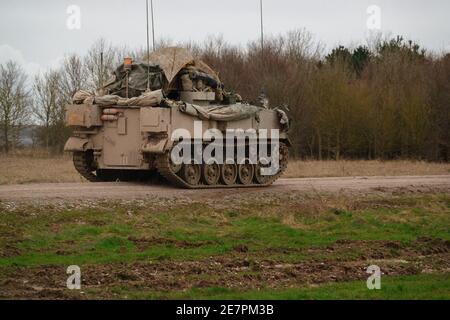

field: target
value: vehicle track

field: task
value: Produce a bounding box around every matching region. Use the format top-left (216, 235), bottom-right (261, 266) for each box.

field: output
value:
top-left (0, 175), bottom-right (449, 201)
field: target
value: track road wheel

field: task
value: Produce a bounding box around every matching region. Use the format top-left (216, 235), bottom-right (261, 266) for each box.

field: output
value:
top-left (182, 164), bottom-right (201, 186)
top-left (202, 163), bottom-right (220, 185)
top-left (221, 163), bottom-right (237, 186)
top-left (254, 164), bottom-right (271, 185)
top-left (238, 161), bottom-right (255, 185)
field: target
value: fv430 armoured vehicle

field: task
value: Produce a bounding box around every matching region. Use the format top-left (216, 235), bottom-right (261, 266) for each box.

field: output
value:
top-left (64, 47), bottom-right (290, 188)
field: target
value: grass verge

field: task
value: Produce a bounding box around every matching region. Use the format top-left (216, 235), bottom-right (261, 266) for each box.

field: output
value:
top-left (0, 191), bottom-right (449, 299)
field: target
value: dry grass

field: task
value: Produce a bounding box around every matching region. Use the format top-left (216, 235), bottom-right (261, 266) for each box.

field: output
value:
top-left (284, 160), bottom-right (450, 178)
top-left (0, 152), bottom-right (81, 185)
top-left (0, 152), bottom-right (449, 185)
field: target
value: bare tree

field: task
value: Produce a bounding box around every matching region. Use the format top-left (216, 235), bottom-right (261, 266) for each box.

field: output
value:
top-left (285, 29), bottom-right (323, 61)
top-left (59, 54), bottom-right (87, 104)
top-left (0, 61), bottom-right (29, 153)
top-left (32, 70), bottom-right (62, 151)
top-left (85, 38), bottom-right (119, 90)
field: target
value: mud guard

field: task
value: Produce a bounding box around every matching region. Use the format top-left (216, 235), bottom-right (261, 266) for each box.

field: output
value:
top-left (64, 137), bottom-right (91, 152)
top-left (141, 138), bottom-right (168, 154)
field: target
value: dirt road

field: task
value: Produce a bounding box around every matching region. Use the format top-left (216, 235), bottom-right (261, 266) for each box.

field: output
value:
top-left (0, 175), bottom-right (449, 201)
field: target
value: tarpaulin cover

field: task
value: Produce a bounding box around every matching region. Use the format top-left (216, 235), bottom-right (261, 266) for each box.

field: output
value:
top-left (178, 102), bottom-right (261, 122)
top-left (144, 47), bottom-right (220, 88)
top-left (117, 90), bottom-right (163, 107)
top-left (72, 90), bottom-right (163, 107)
top-left (178, 102), bottom-right (290, 130)
top-left (146, 47), bottom-right (194, 85)
top-left (72, 90), bottom-right (92, 104)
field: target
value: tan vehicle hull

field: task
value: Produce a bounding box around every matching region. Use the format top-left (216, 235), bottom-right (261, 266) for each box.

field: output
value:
top-left (65, 103), bottom-right (289, 188)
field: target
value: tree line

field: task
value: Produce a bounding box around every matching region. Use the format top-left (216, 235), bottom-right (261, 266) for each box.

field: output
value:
top-left (193, 32), bottom-right (450, 161)
top-left (0, 30), bottom-right (449, 160)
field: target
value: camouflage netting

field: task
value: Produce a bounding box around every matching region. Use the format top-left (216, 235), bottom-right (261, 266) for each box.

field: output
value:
top-left (98, 47), bottom-right (220, 97)
top-left (102, 63), bottom-right (164, 98)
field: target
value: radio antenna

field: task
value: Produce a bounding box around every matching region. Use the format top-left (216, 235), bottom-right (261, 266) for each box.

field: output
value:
top-left (258, 0), bottom-right (268, 108)
top-left (145, 0), bottom-right (153, 91)
top-left (260, 0), bottom-right (264, 60)
top-left (151, 0), bottom-right (155, 51)
top-left (146, 0), bottom-right (156, 91)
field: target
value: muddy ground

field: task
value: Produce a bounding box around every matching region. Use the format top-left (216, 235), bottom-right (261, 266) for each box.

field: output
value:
top-left (1, 237), bottom-right (449, 299)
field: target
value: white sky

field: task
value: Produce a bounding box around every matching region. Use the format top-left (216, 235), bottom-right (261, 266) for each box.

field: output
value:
top-left (1, 0), bottom-right (449, 77)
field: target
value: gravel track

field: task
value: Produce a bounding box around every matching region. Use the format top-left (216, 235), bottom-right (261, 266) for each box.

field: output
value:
top-left (0, 175), bottom-right (449, 201)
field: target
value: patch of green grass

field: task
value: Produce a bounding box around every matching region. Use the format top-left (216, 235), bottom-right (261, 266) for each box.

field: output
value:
top-left (102, 273), bottom-right (450, 300)
top-left (0, 194), bottom-right (449, 268)
top-left (230, 217), bottom-right (330, 248)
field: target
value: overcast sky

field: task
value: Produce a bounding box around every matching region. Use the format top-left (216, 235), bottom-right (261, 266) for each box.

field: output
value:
top-left (1, 0), bottom-right (449, 77)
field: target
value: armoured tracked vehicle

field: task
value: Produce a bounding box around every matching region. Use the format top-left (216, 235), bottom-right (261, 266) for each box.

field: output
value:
top-left (64, 47), bottom-right (290, 188)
